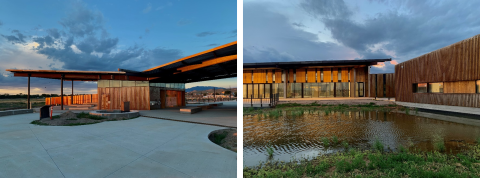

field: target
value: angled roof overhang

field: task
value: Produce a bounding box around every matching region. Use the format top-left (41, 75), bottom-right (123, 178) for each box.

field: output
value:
top-left (243, 59), bottom-right (391, 70)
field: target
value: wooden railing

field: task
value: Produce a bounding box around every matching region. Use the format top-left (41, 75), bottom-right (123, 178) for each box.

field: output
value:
top-left (45, 94), bottom-right (98, 105)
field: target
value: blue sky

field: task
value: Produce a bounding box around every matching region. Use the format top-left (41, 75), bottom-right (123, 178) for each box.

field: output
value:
top-left (244, 0), bottom-right (480, 73)
top-left (0, 0), bottom-right (237, 94)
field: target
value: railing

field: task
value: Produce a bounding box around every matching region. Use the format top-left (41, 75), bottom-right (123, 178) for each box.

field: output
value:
top-left (186, 97), bottom-right (237, 104)
top-left (45, 94), bottom-right (98, 105)
top-left (243, 93), bottom-right (280, 108)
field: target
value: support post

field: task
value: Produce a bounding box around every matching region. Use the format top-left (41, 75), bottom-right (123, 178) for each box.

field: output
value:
top-left (251, 95), bottom-right (253, 107)
top-left (284, 69), bottom-right (288, 98)
top-left (71, 81), bottom-right (73, 105)
top-left (27, 73), bottom-right (31, 109)
top-left (61, 74), bottom-right (64, 110)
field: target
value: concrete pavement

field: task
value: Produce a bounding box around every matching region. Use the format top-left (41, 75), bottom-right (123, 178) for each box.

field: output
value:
top-left (0, 113), bottom-right (236, 177)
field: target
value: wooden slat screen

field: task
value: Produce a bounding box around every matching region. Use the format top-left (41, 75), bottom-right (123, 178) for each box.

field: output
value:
top-left (332, 68), bottom-right (338, 82)
top-left (307, 69), bottom-right (316, 83)
top-left (243, 70), bottom-right (252, 84)
top-left (323, 68), bottom-right (331, 82)
top-left (296, 69), bottom-right (306, 83)
top-left (45, 94), bottom-right (98, 105)
top-left (289, 69), bottom-right (294, 83)
top-left (341, 68), bottom-right (349, 82)
top-left (275, 70), bottom-right (282, 83)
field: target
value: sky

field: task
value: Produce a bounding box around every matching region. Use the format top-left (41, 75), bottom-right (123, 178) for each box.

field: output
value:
top-left (0, 0), bottom-right (237, 95)
top-left (243, 0), bottom-right (480, 74)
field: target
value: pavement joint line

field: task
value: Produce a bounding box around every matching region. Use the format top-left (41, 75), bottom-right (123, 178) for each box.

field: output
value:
top-left (103, 124), bottom-right (198, 178)
top-left (141, 115), bottom-right (236, 128)
top-left (28, 126), bottom-right (66, 178)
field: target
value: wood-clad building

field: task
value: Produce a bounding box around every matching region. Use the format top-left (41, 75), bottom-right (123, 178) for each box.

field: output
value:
top-left (395, 34), bottom-right (480, 108)
top-left (7, 42), bottom-right (237, 110)
top-left (243, 59), bottom-right (391, 99)
top-left (367, 73), bottom-right (395, 98)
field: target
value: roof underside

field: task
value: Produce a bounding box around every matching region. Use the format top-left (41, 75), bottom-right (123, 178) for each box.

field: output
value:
top-left (6, 41), bottom-right (237, 83)
top-left (243, 59), bottom-right (391, 69)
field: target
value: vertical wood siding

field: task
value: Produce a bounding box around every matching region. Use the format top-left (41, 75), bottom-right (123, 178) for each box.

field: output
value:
top-left (396, 34), bottom-right (480, 107)
top-left (307, 69), bottom-right (316, 83)
top-left (275, 70), bottom-right (282, 83)
top-left (296, 69), bottom-right (306, 83)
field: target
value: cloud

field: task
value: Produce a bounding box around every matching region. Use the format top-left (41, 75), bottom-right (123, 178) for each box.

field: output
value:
top-left (46, 28), bottom-right (61, 39)
top-left (59, 2), bottom-right (105, 38)
top-left (145, 28), bottom-right (150, 34)
top-left (143, 3), bottom-right (152, 13)
top-left (292, 22), bottom-right (305, 28)
top-left (0, 20), bottom-right (3, 27)
top-left (244, 2), bottom-right (358, 63)
top-left (177, 19), bottom-right (191, 26)
top-left (205, 44), bottom-right (218, 47)
top-left (196, 31), bottom-right (216, 37)
top-left (1, 30), bottom-right (27, 44)
top-left (156, 2), bottom-right (173, 11)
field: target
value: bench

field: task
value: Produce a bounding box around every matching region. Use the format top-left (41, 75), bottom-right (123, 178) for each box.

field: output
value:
top-left (180, 107), bottom-right (202, 114)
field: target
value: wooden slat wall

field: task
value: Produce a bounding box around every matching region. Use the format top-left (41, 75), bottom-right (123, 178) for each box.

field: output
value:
top-left (296, 69), bottom-right (306, 83)
top-left (444, 81), bottom-right (476, 93)
top-left (98, 86), bottom-right (150, 110)
top-left (45, 94), bottom-right (98, 105)
top-left (341, 68), bottom-right (348, 82)
top-left (275, 70), bottom-right (282, 83)
top-left (307, 69), bottom-right (316, 83)
top-left (367, 73), bottom-right (395, 98)
top-left (332, 68), bottom-right (338, 82)
top-left (356, 67), bottom-right (366, 82)
top-left (243, 70), bottom-right (252, 84)
top-left (413, 94), bottom-right (480, 108)
top-left (350, 68), bottom-right (355, 97)
top-left (289, 69), bottom-right (294, 83)
top-left (323, 69), bottom-right (331, 82)
top-left (267, 70), bottom-right (273, 83)
top-left (396, 34), bottom-right (480, 107)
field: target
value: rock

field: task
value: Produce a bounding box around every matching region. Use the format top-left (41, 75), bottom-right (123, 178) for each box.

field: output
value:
top-left (455, 163), bottom-right (462, 167)
top-left (59, 111), bottom-right (77, 119)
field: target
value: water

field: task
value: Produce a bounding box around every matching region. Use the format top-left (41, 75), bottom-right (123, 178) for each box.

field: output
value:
top-left (243, 110), bottom-right (480, 167)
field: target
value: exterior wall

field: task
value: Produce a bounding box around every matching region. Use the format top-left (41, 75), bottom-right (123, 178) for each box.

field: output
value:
top-left (395, 34), bottom-right (480, 107)
top-left (368, 73), bottom-right (395, 98)
top-left (46, 94), bottom-right (98, 105)
top-left (243, 67), bottom-right (369, 98)
top-left (98, 87), bottom-right (150, 110)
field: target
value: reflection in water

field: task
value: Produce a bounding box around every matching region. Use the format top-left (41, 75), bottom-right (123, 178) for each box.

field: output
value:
top-left (243, 111), bottom-right (480, 167)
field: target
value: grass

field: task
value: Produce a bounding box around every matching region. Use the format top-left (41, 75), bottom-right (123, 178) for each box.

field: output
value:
top-left (213, 131), bottom-right (228, 145)
top-left (266, 146), bottom-right (274, 157)
top-left (374, 137), bottom-right (384, 152)
top-left (332, 135), bottom-right (339, 145)
top-left (77, 112), bottom-right (107, 120)
top-left (244, 143), bottom-right (480, 178)
top-left (321, 137), bottom-right (330, 147)
top-left (433, 134), bottom-right (446, 152)
top-left (30, 120), bottom-right (49, 126)
top-left (0, 98), bottom-right (45, 110)
top-left (243, 102), bottom-right (408, 117)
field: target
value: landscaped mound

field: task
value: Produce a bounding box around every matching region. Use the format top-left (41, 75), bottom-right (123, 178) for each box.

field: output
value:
top-left (30, 111), bottom-right (138, 126)
top-left (208, 129), bottom-right (237, 152)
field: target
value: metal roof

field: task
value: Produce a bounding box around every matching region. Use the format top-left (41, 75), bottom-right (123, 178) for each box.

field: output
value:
top-left (243, 59), bottom-right (391, 69)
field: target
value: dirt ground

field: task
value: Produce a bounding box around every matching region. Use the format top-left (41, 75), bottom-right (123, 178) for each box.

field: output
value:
top-left (209, 129), bottom-right (237, 152)
top-left (32, 111), bottom-right (127, 126)
top-left (278, 99), bottom-right (395, 105)
top-left (0, 98), bottom-right (45, 110)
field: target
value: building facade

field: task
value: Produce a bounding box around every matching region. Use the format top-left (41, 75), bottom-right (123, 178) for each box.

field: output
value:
top-left (395, 34), bottom-right (480, 108)
top-left (243, 59), bottom-right (391, 99)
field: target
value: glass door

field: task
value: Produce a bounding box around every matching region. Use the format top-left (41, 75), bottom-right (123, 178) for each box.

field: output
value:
top-left (357, 82), bottom-right (364, 97)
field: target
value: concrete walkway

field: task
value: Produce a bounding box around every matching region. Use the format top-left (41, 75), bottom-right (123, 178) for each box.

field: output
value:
top-left (0, 113), bottom-right (236, 178)
top-left (140, 101), bottom-right (237, 128)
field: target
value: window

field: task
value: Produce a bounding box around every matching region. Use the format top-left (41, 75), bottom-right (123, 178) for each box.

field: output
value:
top-left (413, 83), bottom-right (427, 93)
top-left (477, 80), bottom-right (480, 93)
top-left (321, 69), bottom-right (324, 82)
top-left (428, 83), bottom-right (443, 93)
top-left (338, 68), bottom-right (342, 82)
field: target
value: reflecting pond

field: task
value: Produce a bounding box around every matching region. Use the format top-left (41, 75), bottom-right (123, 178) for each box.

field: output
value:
top-left (243, 110), bottom-right (480, 167)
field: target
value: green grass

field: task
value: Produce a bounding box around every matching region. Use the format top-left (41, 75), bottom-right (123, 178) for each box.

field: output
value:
top-left (266, 146), bottom-right (274, 157)
top-left (243, 103), bottom-right (407, 117)
top-left (30, 120), bottom-right (49, 126)
top-left (433, 134), bottom-right (446, 152)
top-left (213, 131), bottom-right (228, 145)
top-left (52, 115), bottom-right (60, 119)
top-left (322, 137), bottom-right (330, 147)
top-left (77, 112), bottom-right (107, 120)
top-left (374, 137), bottom-right (384, 152)
top-left (244, 144), bottom-right (480, 178)
top-left (332, 135), bottom-right (339, 145)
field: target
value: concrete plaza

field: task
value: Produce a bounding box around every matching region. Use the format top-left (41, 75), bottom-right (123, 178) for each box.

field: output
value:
top-left (0, 102), bottom-right (237, 177)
